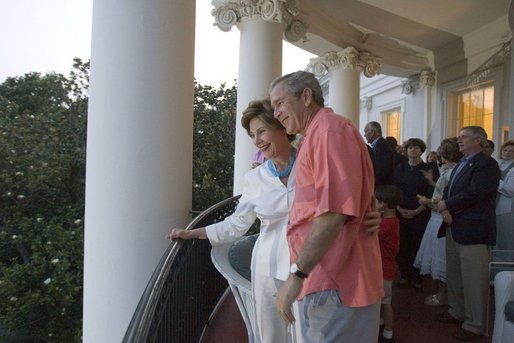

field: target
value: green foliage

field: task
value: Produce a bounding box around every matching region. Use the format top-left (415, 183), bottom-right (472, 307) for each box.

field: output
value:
top-left (0, 58), bottom-right (89, 342)
top-left (192, 81), bottom-right (237, 211)
top-left (0, 59), bottom-right (237, 340)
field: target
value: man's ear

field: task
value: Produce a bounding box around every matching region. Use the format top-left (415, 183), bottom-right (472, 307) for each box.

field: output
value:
top-left (302, 87), bottom-right (313, 106)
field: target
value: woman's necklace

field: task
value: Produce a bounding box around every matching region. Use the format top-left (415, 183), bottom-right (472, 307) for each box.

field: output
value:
top-left (267, 148), bottom-right (296, 178)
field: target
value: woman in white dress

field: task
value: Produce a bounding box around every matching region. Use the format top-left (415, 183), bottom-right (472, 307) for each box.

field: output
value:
top-left (414, 137), bottom-right (462, 306)
top-left (168, 98), bottom-right (382, 343)
top-left (495, 140), bottom-right (514, 262)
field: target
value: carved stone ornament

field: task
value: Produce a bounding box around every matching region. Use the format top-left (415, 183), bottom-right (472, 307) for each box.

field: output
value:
top-left (360, 97), bottom-right (373, 111)
top-left (284, 19), bottom-right (308, 42)
top-left (308, 47), bottom-right (380, 77)
top-left (308, 57), bottom-right (328, 77)
top-left (401, 78), bottom-right (417, 95)
top-left (339, 47), bottom-right (360, 70)
top-left (211, 0), bottom-right (308, 42)
top-left (359, 51), bottom-right (381, 78)
top-left (419, 70), bottom-right (435, 87)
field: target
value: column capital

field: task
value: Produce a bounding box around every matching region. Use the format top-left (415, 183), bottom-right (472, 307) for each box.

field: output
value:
top-left (401, 78), bottom-right (417, 95)
top-left (401, 70), bottom-right (435, 95)
top-left (419, 70), bottom-right (436, 87)
top-left (308, 47), bottom-right (381, 77)
top-left (359, 51), bottom-right (382, 78)
top-left (211, 0), bottom-right (308, 41)
top-left (360, 96), bottom-right (373, 111)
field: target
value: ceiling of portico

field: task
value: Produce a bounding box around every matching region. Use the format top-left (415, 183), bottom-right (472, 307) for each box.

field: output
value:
top-left (292, 0), bottom-right (511, 79)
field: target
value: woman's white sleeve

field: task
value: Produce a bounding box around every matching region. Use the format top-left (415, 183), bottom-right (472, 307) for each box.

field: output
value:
top-left (205, 174), bottom-right (257, 246)
top-left (498, 169), bottom-right (514, 197)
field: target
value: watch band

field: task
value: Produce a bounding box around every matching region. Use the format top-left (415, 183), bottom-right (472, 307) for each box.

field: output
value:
top-left (290, 263), bottom-right (308, 279)
top-left (294, 269), bottom-right (308, 279)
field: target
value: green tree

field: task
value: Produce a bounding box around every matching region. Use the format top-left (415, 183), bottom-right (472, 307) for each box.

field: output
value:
top-left (0, 60), bottom-right (237, 340)
top-left (192, 81), bottom-right (237, 211)
top-left (0, 58), bottom-right (89, 342)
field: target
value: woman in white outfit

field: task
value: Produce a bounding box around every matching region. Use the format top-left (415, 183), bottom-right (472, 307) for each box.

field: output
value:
top-left (168, 98), bottom-right (296, 343)
top-left (495, 140), bottom-right (514, 262)
top-left (415, 137), bottom-right (462, 306)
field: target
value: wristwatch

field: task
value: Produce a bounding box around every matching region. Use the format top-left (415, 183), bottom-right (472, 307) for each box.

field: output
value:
top-left (290, 263), bottom-right (308, 279)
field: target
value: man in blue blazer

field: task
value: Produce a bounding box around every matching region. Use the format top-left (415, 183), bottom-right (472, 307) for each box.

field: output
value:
top-left (364, 121), bottom-right (394, 187)
top-left (437, 126), bottom-right (500, 341)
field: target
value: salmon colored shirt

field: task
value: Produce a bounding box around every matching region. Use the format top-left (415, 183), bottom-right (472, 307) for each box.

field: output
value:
top-left (288, 108), bottom-right (384, 307)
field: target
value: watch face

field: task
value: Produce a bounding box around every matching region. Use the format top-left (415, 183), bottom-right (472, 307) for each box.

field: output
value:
top-left (290, 263), bottom-right (308, 279)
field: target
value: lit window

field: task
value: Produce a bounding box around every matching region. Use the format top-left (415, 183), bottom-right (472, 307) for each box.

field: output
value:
top-left (381, 108), bottom-right (401, 142)
top-left (453, 84), bottom-right (494, 139)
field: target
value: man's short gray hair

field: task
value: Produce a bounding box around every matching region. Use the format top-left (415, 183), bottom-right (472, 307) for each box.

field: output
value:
top-left (366, 121), bottom-right (382, 135)
top-left (461, 126), bottom-right (488, 147)
top-left (270, 71), bottom-right (325, 107)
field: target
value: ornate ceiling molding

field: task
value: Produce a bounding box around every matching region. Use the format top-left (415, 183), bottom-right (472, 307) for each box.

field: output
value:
top-left (308, 46), bottom-right (381, 78)
top-left (211, 0), bottom-right (308, 42)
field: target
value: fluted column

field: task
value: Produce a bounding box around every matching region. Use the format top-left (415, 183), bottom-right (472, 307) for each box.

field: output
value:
top-left (83, 1), bottom-right (195, 341)
top-left (310, 47), bottom-right (380, 126)
top-left (212, 0), bottom-right (307, 195)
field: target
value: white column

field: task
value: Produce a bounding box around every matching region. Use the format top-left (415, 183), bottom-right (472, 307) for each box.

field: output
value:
top-left (212, 1), bottom-right (308, 195)
top-left (419, 70), bottom-right (437, 149)
top-left (310, 48), bottom-right (381, 127)
top-left (233, 19), bottom-right (283, 194)
top-left (83, 1), bottom-right (195, 342)
top-left (328, 67), bottom-right (361, 125)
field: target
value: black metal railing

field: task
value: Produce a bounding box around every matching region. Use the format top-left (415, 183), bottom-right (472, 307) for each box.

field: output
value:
top-left (123, 195), bottom-right (242, 343)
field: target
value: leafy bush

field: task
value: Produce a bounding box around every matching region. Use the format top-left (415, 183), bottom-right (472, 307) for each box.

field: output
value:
top-left (0, 59), bottom-right (88, 342)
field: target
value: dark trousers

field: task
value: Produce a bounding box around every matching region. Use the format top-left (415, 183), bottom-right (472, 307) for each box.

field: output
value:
top-left (398, 210), bottom-right (430, 284)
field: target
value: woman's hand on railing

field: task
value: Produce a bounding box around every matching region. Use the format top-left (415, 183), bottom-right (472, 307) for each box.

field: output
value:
top-left (166, 227), bottom-right (207, 240)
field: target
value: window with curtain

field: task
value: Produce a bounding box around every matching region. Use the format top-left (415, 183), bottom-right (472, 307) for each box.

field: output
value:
top-left (453, 84), bottom-right (494, 139)
top-left (381, 107), bottom-right (401, 142)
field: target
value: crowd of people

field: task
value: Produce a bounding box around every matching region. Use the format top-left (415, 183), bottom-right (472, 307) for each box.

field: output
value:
top-left (166, 70), bottom-right (513, 343)
top-left (370, 124), bottom-right (511, 341)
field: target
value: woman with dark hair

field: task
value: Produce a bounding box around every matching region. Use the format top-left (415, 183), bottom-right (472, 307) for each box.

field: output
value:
top-left (415, 138), bottom-right (462, 306)
top-left (385, 136), bottom-right (408, 168)
top-left (394, 138), bottom-right (439, 291)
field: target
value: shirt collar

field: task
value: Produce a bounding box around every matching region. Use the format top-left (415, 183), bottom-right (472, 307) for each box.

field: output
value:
top-left (460, 151), bottom-right (480, 163)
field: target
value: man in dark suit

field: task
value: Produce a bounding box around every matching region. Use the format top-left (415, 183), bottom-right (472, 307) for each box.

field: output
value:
top-left (436, 126), bottom-right (500, 341)
top-left (364, 121), bottom-right (394, 187)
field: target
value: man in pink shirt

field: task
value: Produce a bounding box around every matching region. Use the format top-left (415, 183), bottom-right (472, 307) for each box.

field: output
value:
top-left (270, 71), bottom-right (383, 342)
